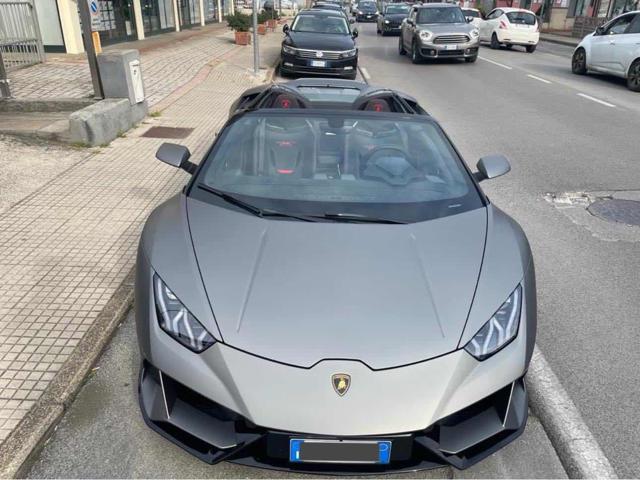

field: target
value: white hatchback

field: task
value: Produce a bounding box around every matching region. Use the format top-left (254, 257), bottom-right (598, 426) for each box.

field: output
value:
top-left (572, 11), bottom-right (640, 92)
top-left (479, 7), bottom-right (540, 52)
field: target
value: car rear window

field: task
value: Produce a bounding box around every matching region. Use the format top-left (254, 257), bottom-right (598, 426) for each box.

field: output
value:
top-left (506, 11), bottom-right (536, 25)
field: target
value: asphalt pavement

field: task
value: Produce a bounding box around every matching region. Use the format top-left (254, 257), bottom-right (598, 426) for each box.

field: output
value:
top-left (355, 23), bottom-right (639, 477)
top-left (27, 311), bottom-right (566, 479)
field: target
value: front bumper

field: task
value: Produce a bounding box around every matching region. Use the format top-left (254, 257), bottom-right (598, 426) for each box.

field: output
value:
top-left (356, 13), bottom-right (377, 21)
top-left (140, 362), bottom-right (528, 473)
top-left (496, 30), bottom-right (539, 45)
top-left (381, 23), bottom-right (402, 33)
top-left (419, 40), bottom-right (479, 59)
top-left (280, 52), bottom-right (357, 78)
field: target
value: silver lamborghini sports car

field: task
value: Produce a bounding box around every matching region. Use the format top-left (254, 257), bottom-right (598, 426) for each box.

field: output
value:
top-left (136, 79), bottom-right (536, 473)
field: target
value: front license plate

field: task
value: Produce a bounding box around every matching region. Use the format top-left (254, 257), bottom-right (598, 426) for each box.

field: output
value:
top-left (366, 14), bottom-right (372, 18)
top-left (310, 60), bottom-right (326, 67)
top-left (445, 44), bottom-right (457, 50)
top-left (290, 439), bottom-right (392, 464)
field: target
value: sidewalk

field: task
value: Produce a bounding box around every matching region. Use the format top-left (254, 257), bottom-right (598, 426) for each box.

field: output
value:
top-left (0, 29), bottom-right (282, 477)
top-left (540, 32), bottom-right (582, 47)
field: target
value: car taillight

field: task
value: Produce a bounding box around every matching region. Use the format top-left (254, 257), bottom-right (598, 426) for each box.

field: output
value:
top-left (499, 20), bottom-right (508, 29)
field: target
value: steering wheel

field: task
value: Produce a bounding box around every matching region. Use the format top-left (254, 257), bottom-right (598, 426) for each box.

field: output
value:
top-left (361, 146), bottom-right (421, 186)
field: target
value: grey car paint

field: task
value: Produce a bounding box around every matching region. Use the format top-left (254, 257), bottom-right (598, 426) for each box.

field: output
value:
top-left (401, 17), bottom-right (478, 51)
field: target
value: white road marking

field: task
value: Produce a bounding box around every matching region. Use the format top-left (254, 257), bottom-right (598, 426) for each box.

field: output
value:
top-left (528, 347), bottom-right (618, 478)
top-left (478, 56), bottom-right (513, 70)
top-left (577, 93), bottom-right (616, 108)
top-left (527, 74), bottom-right (552, 84)
top-left (360, 67), bottom-right (371, 80)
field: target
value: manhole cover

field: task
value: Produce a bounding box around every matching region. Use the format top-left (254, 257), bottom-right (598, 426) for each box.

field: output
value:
top-left (587, 199), bottom-right (640, 227)
top-left (142, 126), bottom-right (193, 139)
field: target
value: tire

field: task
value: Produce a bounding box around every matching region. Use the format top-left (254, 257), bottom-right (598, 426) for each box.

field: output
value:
top-left (381, 30), bottom-right (387, 37)
top-left (411, 41), bottom-right (422, 64)
top-left (465, 55), bottom-right (478, 63)
top-left (490, 33), bottom-right (500, 49)
top-left (572, 48), bottom-right (587, 75)
top-left (627, 59), bottom-right (640, 92)
top-left (398, 35), bottom-right (406, 55)
top-left (526, 44), bottom-right (537, 53)
top-left (505, 44), bottom-right (513, 49)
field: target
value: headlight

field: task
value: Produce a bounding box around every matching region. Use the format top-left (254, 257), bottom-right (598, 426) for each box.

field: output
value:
top-left (384, 19), bottom-right (390, 24)
top-left (470, 28), bottom-right (479, 37)
top-left (464, 285), bottom-right (522, 361)
top-left (340, 48), bottom-right (357, 58)
top-left (282, 44), bottom-right (297, 55)
top-left (419, 30), bottom-right (433, 41)
top-left (358, 10), bottom-right (363, 14)
top-left (154, 274), bottom-right (216, 353)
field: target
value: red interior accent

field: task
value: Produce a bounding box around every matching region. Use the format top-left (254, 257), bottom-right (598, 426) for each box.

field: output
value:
top-left (277, 169), bottom-right (294, 174)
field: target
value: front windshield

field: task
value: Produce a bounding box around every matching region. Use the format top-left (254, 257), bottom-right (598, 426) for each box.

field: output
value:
top-left (386, 4), bottom-right (409, 14)
top-left (417, 7), bottom-right (466, 24)
top-left (195, 112), bottom-right (482, 223)
top-left (462, 8), bottom-right (480, 17)
top-left (292, 15), bottom-right (350, 34)
top-left (359, 2), bottom-right (376, 11)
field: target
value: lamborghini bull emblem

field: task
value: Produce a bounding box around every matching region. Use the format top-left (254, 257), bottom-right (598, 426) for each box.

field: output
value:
top-left (332, 373), bottom-right (351, 396)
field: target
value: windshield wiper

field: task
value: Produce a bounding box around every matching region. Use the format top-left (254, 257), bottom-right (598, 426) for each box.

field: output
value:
top-left (197, 184), bottom-right (316, 222)
top-left (315, 213), bottom-right (407, 224)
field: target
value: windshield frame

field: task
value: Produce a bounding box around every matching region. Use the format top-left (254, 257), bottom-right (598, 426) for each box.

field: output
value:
top-left (291, 13), bottom-right (351, 34)
top-left (417, 6), bottom-right (466, 24)
top-left (385, 4), bottom-right (409, 14)
top-left (186, 109), bottom-right (488, 223)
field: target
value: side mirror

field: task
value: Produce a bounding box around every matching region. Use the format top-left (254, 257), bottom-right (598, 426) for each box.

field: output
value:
top-left (474, 154), bottom-right (511, 182)
top-left (156, 143), bottom-right (197, 174)
top-left (466, 16), bottom-right (473, 22)
top-left (283, 24), bottom-right (290, 34)
top-left (595, 25), bottom-right (604, 35)
top-left (352, 28), bottom-right (359, 38)
top-left (350, 18), bottom-right (355, 23)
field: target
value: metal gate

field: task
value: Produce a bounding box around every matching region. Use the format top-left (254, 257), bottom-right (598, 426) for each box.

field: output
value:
top-left (0, 0), bottom-right (45, 72)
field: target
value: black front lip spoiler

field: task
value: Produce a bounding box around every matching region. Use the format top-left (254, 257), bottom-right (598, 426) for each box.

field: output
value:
top-left (138, 361), bottom-right (528, 474)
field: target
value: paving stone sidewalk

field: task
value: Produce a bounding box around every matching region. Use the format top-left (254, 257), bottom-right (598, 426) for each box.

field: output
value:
top-left (0, 28), bottom-right (282, 463)
top-left (8, 23), bottom-right (239, 107)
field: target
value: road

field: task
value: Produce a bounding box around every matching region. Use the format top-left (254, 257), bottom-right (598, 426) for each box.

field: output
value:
top-left (27, 27), bottom-right (640, 478)
top-left (355, 24), bottom-right (640, 477)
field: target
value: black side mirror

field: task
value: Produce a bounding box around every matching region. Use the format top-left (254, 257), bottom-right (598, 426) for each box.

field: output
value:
top-left (156, 143), bottom-right (197, 174)
top-left (283, 24), bottom-right (290, 33)
top-left (466, 16), bottom-right (473, 22)
top-left (474, 154), bottom-right (511, 182)
top-left (595, 25), bottom-right (604, 35)
top-left (352, 28), bottom-right (359, 38)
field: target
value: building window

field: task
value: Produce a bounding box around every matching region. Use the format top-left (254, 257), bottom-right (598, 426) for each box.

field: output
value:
top-left (142, 0), bottom-right (176, 34)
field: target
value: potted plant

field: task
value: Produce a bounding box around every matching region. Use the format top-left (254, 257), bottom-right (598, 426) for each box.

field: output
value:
top-left (226, 12), bottom-right (251, 45)
top-left (257, 11), bottom-right (268, 35)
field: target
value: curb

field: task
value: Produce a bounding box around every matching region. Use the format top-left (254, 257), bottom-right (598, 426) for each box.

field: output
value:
top-left (540, 35), bottom-right (581, 48)
top-left (0, 268), bottom-right (135, 479)
top-left (527, 346), bottom-right (618, 479)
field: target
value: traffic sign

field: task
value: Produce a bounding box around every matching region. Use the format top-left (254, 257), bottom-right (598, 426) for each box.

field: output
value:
top-left (87, 0), bottom-right (102, 30)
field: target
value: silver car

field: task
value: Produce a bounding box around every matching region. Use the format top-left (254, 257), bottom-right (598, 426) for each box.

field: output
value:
top-left (136, 79), bottom-right (536, 473)
top-left (572, 10), bottom-right (640, 92)
top-left (399, 3), bottom-right (480, 63)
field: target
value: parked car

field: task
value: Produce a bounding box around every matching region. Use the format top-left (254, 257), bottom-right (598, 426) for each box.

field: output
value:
top-left (571, 10), bottom-right (640, 92)
top-left (137, 78), bottom-right (536, 473)
top-left (355, 0), bottom-right (378, 21)
top-left (377, 3), bottom-right (410, 35)
top-left (280, 10), bottom-right (359, 79)
top-left (478, 7), bottom-right (539, 52)
top-left (462, 7), bottom-right (482, 27)
top-left (399, 3), bottom-right (479, 63)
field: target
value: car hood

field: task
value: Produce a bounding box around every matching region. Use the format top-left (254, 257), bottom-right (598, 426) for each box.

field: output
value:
top-left (285, 32), bottom-right (355, 51)
top-left (187, 199), bottom-right (487, 369)
top-left (418, 22), bottom-right (473, 34)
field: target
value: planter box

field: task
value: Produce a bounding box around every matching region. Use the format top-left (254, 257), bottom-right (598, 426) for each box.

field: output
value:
top-left (234, 31), bottom-right (251, 45)
top-left (258, 23), bottom-right (267, 35)
top-left (266, 19), bottom-right (278, 30)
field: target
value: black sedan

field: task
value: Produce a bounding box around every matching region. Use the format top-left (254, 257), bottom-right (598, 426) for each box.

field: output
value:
top-left (355, 0), bottom-right (378, 22)
top-left (377, 3), bottom-right (410, 35)
top-left (281, 10), bottom-right (359, 80)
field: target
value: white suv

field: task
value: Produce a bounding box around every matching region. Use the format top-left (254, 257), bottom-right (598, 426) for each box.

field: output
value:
top-left (479, 7), bottom-right (540, 52)
top-left (572, 11), bottom-right (640, 92)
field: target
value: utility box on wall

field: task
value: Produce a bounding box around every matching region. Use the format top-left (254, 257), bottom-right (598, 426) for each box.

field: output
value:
top-left (97, 49), bottom-right (146, 106)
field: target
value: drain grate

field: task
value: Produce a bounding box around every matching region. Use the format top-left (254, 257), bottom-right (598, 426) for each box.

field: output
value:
top-left (587, 199), bottom-right (640, 227)
top-left (142, 126), bottom-right (194, 139)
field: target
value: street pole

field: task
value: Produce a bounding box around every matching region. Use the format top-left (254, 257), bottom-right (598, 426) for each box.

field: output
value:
top-left (253, 0), bottom-right (260, 75)
top-left (78, 0), bottom-right (104, 99)
top-left (0, 51), bottom-right (11, 98)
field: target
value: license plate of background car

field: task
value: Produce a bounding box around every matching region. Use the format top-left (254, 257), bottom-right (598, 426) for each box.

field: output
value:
top-left (445, 44), bottom-right (457, 50)
top-left (310, 60), bottom-right (327, 67)
top-left (289, 439), bottom-right (392, 464)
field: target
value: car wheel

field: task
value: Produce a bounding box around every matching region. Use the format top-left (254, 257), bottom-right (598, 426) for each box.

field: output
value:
top-left (411, 41), bottom-right (422, 64)
top-left (627, 59), bottom-right (640, 92)
top-left (398, 35), bottom-right (406, 55)
top-left (465, 55), bottom-right (478, 63)
top-left (526, 44), bottom-right (537, 53)
top-left (505, 44), bottom-right (513, 49)
top-left (490, 33), bottom-right (500, 49)
top-left (381, 30), bottom-right (387, 36)
top-left (571, 48), bottom-right (588, 75)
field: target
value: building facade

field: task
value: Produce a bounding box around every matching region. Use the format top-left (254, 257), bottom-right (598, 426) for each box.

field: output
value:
top-left (34, 0), bottom-right (235, 53)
